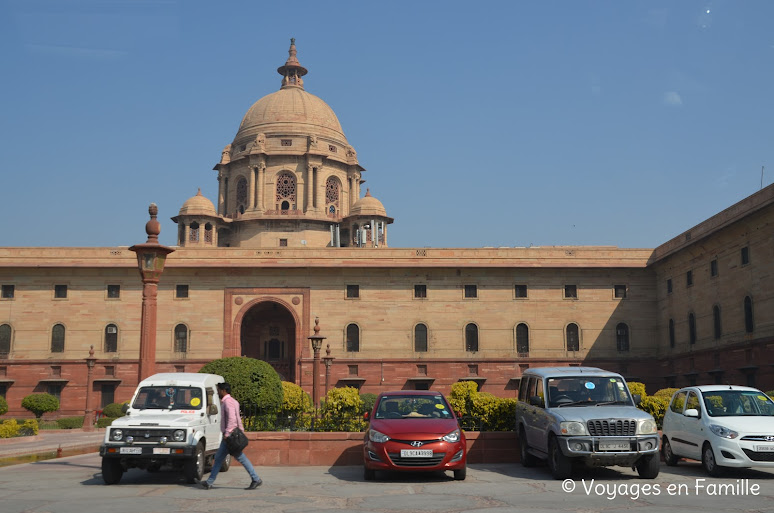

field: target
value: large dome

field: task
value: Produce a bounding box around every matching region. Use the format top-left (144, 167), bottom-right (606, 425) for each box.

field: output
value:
top-left (234, 87), bottom-right (347, 146)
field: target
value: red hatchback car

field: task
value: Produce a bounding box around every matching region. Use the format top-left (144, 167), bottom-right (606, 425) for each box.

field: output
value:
top-left (363, 391), bottom-right (467, 480)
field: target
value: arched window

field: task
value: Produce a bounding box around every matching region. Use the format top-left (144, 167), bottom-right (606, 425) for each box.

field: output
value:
top-left (668, 319), bottom-right (675, 348)
top-left (105, 324), bottom-right (118, 353)
top-left (465, 323), bottom-right (478, 352)
top-left (325, 177), bottom-right (340, 218)
top-left (713, 305), bottom-right (722, 340)
top-left (204, 223), bottom-right (213, 244)
top-left (189, 222), bottom-right (199, 242)
top-left (566, 323), bottom-right (579, 352)
top-left (276, 172), bottom-right (296, 208)
top-left (346, 324), bottom-right (360, 352)
top-left (0, 324), bottom-right (11, 355)
top-left (236, 176), bottom-right (248, 209)
top-left (516, 323), bottom-right (529, 354)
top-left (51, 324), bottom-right (65, 353)
top-left (414, 323), bottom-right (428, 352)
top-left (174, 324), bottom-right (188, 353)
top-left (688, 313), bottom-right (696, 345)
top-left (744, 296), bottom-right (754, 333)
top-left (616, 323), bottom-right (630, 352)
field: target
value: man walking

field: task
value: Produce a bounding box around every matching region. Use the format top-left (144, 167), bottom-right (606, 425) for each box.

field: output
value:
top-left (201, 382), bottom-right (262, 490)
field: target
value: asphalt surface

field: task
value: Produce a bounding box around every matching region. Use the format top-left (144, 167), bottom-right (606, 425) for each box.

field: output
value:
top-left (1, 431), bottom-right (773, 513)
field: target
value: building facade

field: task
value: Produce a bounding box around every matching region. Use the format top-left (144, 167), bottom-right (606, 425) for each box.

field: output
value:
top-left (0, 41), bottom-right (772, 417)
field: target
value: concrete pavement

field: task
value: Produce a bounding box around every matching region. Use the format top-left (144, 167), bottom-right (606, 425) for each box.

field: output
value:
top-left (0, 451), bottom-right (773, 513)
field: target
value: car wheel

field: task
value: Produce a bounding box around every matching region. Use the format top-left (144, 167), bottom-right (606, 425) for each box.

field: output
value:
top-left (519, 429), bottom-right (537, 467)
top-left (662, 437), bottom-right (679, 466)
top-left (702, 442), bottom-right (724, 477)
top-left (548, 436), bottom-right (572, 480)
top-left (101, 458), bottom-right (124, 485)
top-left (219, 454), bottom-right (231, 472)
top-left (363, 466), bottom-right (376, 481)
top-left (453, 464), bottom-right (467, 481)
top-left (635, 454), bottom-right (660, 479)
top-left (184, 442), bottom-right (205, 483)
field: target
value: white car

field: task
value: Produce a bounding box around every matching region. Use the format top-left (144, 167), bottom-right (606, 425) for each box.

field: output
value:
top-left (661, 385), bottom-right (774, 476)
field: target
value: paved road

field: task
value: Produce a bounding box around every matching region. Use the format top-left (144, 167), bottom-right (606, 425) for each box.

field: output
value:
top-left (0, 454), bottom-right (773, 513)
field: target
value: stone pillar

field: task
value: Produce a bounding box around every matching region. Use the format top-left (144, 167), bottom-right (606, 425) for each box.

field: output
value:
top-left (258, 163), bottom-right (266, 211)
top-left (306, 164), bottom-right (314, 212)
top-left (217, 173), bottom-right (224, 215)
top-left (248, 166), bottom-right (256, 210)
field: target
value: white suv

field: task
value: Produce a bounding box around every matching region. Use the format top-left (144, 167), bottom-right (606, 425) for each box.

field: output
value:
top-left (662, 385), bottom-right (774, 476)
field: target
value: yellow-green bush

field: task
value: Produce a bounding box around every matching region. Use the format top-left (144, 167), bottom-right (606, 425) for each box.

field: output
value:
top-left (0, 419), bottom-right (36, 438)
top-left (280, 381), bottom-right (312, 415)
top-left (318, 387), bottom-right (366, 432)
top-left (471, 393), bottom-right (517, 431)
top-left (654, 388), bottom-right (679, 399)
top-left (627, 381), bottom-right (646, 398)
top-left (449, 381), bottom-right (478, 417)
top-left (0, 395), bottom-right (8, 416)
top-left (639, 396), bottom-right (670, 428)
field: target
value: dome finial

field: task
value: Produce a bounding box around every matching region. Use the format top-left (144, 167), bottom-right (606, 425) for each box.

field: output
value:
top-left (277, 38), bottom-right (308, 90)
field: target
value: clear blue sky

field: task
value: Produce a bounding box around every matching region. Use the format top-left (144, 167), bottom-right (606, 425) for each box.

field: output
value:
top-left (1, 1), bottom-right (772, 249)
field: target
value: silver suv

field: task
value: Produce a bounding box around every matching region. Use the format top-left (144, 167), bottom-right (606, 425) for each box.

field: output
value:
top-left (515, 367), bottom-right (660, 479)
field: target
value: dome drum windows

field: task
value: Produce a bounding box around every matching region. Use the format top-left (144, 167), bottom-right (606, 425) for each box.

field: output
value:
top-left (325, 177), bottom-right (340, 218)
top-left (276, 172), bottom-right (297, 211)
top-left (236, 176), bottom-right (248, 214)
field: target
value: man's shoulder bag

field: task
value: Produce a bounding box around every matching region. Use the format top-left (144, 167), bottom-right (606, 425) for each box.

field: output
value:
top-left (225, 428), bottom-right (249, 456)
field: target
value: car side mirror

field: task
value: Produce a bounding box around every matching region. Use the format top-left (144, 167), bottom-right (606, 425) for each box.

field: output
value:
top-left (363, 411), bottom-right (370, 420)
top-left (208, 404), bottom-right (218, 416)
top-left (529, 395), bottom-right (544, 407)
top-left (632, 394), bottom-right (642, 406)
top-left (684, 408), bottom-right (699, 418)
top-left (121, 403), bottom-right (129, 414)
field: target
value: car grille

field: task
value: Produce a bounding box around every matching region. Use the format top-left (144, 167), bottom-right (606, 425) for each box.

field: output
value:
top-left (742, 449), bottom-right (774, 462)
top-left (122, 429), bottom-right (175, 442)
top-left (740, 435), bottom-right (774, 442)
top-left (587, 419), bottom-right (636, 437)
top-left (388, 453), bottom-right (446, 467)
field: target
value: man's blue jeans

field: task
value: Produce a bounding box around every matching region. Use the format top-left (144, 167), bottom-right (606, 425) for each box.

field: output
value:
top-left (206, 439), bottom-right (260, 485)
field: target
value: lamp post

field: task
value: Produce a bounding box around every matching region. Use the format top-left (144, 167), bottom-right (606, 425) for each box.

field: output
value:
top-left (322, 343), bottom-right (335, 398)
top-left (308, 317), bottom-right (326, 408)
top-left (129, 204), bottom-right (174, 383)
top-left (82, 345), bottom-right (97, 430)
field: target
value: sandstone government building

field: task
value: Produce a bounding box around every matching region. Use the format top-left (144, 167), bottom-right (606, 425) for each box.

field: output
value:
top-left (1, 41), bottom-right (772, 417)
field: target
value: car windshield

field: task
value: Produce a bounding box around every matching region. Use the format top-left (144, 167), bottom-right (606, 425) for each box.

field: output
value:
top-left (701, 390), bottom-right (774, 417)
top-left (547, 376), bottom-right (632, 407)
top-left (374, 395), bottom-right (454, 419)
top-left (132, 386), bottom-right (204, 410)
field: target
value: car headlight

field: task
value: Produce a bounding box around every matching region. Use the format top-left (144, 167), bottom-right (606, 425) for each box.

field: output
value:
top-left (709, 424), bottom-right (739, 439)
top-left (173, 430), bottom-right (185, 442)
top-left (637, 419), bottom-right (658, 435)
top-left (369, 429), bottom-right (390, 443)
top-left (560, 422), bottom-right (587, 436)
top-left (111, 429), bottom-right (123, 441)
top-left (442, 429), bottom-right (461, 443)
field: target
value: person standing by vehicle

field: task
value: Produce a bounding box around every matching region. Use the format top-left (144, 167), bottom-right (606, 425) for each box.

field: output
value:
top-left (201, 382), bottom-right (262, 490)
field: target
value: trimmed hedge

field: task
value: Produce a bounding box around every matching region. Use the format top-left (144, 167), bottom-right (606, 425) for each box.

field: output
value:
top-left (21, 393), bottom-right (59, 419)
top-left (102, 402), bottom-right (128, 419)
top-left (199, 357), bottom-right (282, 411)
top-left (56, 416), bottom-right (86, 429)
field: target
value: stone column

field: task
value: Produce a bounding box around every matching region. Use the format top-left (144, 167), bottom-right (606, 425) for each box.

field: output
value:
top-left (248, 166), bottom-right (256, 210)
top-left (258, 163), bottom-right (266, 211)
top-left (217, 173), bottom-right (224, 215)
top-left (306, 164), bottom-right (314, 212)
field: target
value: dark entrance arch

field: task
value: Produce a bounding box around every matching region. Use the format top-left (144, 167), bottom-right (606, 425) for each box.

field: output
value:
top-left (240, 301), bottom-right (296, 381)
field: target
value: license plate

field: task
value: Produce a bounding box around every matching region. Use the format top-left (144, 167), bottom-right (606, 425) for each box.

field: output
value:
top-left (599, 441), bottom-right (630, 451)
top-left (400, 449), bottom-right (433, 458)
top-left (756, 445), bottom-right (774, 452)
top-left (153, 448), bottom-right (170, 455)
top-left (119, 447), bottom-right (142, 455)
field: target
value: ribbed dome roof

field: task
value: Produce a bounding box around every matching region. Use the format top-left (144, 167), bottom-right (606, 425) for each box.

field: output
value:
top-left (234, 87), bottom-right (347, 145)
top-left (179, 189), bottom-right (217, 216)
top-left (350, 189), bottom-right (387, 217)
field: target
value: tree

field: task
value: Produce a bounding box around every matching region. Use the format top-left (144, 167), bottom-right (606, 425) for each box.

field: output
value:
top-left (21, 393), bottom-right (59, 419)
top-left (199, 357), bottom-right (282, 411)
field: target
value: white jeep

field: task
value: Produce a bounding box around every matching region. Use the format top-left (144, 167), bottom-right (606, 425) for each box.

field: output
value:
top-left (99, 373), bottom-right (230, 484)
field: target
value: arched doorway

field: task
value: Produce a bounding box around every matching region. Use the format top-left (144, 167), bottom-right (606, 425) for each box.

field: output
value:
top-left (240, 301), bottom-right (296, 381)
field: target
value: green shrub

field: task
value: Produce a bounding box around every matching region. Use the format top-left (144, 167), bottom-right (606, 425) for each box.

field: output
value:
top-left (449, 381), bottom-right (478, 417)
top-left (199, 357), bottom-right (282, 411)
top-left (56, 416), bottom-right (85, 429)
top-left (280, 381), bottom-right (312, 416)
top-left (102, 402), bottom-right (128, 418)
top-left (97, 417), bottom-right (116, 429)
top-left (627, 381), bottom-right (647, 398)
top-left (0, 395), bottom-right (8, 416)
top-left (360, 393), bottom-right (377, 415)
top-left (654, 388), bottom-right (679, 399)
top-left (21, 393), bottom-right (59, 419)
top-left (317, 387), bottom-right (366, 432)
top-left (638, 395), bottom-right (670, 428)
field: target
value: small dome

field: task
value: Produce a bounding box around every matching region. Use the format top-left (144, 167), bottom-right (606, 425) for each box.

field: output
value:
top-left (350, 189), bottom-right (387, 217)
top-left (179, 189), bottom-right (217, 216)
